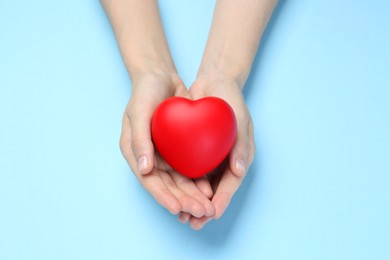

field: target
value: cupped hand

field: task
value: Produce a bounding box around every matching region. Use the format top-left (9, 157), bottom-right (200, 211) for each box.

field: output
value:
top-left (178, 73), bottom-right (255, 229)
top-left (119, 71), bottom-right (215, 219)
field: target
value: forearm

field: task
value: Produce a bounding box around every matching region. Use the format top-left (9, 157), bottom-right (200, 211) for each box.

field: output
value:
top-left (101, 0), bottom-right (177, 82)
top-left (198, 0), bottom-right (278, 88)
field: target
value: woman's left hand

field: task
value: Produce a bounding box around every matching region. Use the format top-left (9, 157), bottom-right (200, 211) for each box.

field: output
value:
top-left (178, 73), bottom-right (256, 230)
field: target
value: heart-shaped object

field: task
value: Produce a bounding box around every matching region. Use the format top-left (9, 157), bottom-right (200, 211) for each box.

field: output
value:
top-left (151, 97), bottom-right (237, 178)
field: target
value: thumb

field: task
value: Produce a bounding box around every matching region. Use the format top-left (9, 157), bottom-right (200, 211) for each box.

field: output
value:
top-left (129, 108), bottom-right (155, 175)
top-left (229, 120), bottom-right (250, 178)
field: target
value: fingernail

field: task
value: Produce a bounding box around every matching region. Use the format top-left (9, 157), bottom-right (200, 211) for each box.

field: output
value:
top-left (236, 159), bottom-right (246, 176)
top-left (184, 215), bottom-right (191, 223)
top-left (182, 214), bottom-right (190, 224)
top-left (138, 155), bottom-right (149, 174)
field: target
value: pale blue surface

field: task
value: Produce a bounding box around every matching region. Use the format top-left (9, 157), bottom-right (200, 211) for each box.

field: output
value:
top-left (0, 0), bottom-right (389, 259)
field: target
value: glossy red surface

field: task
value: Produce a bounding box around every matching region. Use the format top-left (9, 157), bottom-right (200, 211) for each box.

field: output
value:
top-left (151, 97), bottom-right (237, 178)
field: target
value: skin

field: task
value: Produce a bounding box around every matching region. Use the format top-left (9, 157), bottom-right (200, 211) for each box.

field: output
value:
top-left (101, 0), bottom-right (278, 230)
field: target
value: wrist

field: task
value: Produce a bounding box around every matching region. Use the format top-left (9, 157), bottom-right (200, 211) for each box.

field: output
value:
top-left (130, 65), bottom-right (182, 95)
top-left (197, 58), bottom-right (249, 90)
top-left (196, 63), bottom-right (246, 91)
top-left (126, 54), bottom-right (177, 84)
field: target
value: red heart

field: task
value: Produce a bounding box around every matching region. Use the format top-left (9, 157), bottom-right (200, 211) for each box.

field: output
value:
top-left (151, 97), bottom-right (237, 178)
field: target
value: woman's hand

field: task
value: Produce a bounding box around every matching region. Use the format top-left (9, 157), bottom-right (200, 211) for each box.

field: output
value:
top-left (119, 71), bottom-right (215, 219)
top-left (177, 73), bottom-right (255, 229)
top-left (175, 0), bottom-right (277, 229)
top-left (102, 0), bottom-right (216, 222)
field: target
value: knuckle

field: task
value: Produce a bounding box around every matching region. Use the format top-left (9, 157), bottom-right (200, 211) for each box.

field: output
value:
top-left (119, 134), bottom-right (127, 151)
top-left (164, 178), bottom-right (177, 190)
top-left (130, 137), bottom-right (144, 155)
top-left (193, 203), bottom-right (204, 215)
top-left (119, 135), bottom-right (131, 159)
top-left (175, 176), bottom-right (191, 186)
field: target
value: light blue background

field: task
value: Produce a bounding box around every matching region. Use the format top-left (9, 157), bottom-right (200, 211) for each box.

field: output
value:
top-left (1, 0), bottom-right (389, 259)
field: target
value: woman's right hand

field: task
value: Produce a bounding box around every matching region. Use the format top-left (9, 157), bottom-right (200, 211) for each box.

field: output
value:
top-left (119, 70), bottom-right (215, 220)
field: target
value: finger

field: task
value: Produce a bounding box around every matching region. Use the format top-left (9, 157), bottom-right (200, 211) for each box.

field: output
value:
top-left (207, 159), bottom-right (228, 194)
top-left (159, 170), bottom-right (207, 218)
top-left (248, 119), bottom-right (255, 165)
top-left (189, 216), bottom-right (212, 230)
top-left (128, 102), bottom-right (155, 175)
top-left (211, 168), bottom-right (243, 219)
top-left (229, 117), bottom-right (250, 178)
top-left (139, 171), bottom-right (182, 215)
top-left (178, 212), bottom-right (191, 224)
top-left (120, 115), bottom-right (181, 215)
top-left (194, 176), bottom-right (214, 199)
top-left (119, 114), bottom-right (137, 173)
top-left (170, 171), bottom-right (215, 217)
